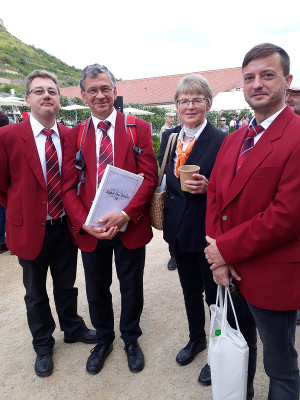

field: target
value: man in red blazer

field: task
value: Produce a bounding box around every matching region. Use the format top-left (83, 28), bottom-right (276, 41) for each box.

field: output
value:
top-left (62, 64), bottom-right (157, 375)
top-left (0, 70), bottom-right (96, 378)
top-left (205, 44), bottom-right (300, 399)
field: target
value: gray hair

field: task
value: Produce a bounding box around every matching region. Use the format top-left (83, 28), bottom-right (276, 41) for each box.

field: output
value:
top-left (25, 70), bottom-right (60, 96)
top-left (174, 74), bottom-right (213, 106)
top-left (80, 64), bottom-right (116, 92)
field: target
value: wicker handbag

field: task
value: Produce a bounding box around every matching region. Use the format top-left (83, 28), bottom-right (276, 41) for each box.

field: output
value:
top-left (150, 132), bottom-right (177, 230)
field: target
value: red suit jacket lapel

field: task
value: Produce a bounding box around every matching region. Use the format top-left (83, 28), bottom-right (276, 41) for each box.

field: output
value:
top-left (221, 107), bottom-right (294, 212)
top-left (114, 110), bottom-right (131, 169)
top-left (82, 121), bottom-right (97, 193)
top-left (19, 118), bottom-right (46, 191)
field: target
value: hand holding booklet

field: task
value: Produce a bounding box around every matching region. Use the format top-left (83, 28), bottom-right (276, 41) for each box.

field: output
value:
top-left (85, 165), bottom-right (144, 232)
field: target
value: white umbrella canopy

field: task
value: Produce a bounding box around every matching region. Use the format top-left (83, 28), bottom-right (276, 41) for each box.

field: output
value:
top-left (156, 104), bottom-right (177, 111)
top-left (123, 107), bottom-right (154, 115)
top-left (61, 104), bottom-right (90, 111)
top-left (61, 104), bottom-right (90, 124)
top-left (0, 96), bottom-right (26, 106)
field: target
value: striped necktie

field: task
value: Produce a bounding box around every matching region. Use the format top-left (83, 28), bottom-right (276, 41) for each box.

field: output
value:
top-left (42, 129), bottom-right (63, 219)
top-left (97, 120), bottom-right (113, 183)
top-left (235, 125), bottom-right (264, 173)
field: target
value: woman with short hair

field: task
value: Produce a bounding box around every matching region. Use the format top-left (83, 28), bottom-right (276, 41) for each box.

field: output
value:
top-left (163, 75), bottom-right (227, 385)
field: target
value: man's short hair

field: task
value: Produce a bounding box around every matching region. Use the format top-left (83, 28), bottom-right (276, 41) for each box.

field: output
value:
top-left (80, 64), bottom-right (116, 92)
top-left (242, 43), bottom-right (290, 76)
top-left (174, 74), bottom-right (213, 106)
top-left (0, 111), bottom-right (9, 127)
top-left (25, 70), bottom-right (60, 96)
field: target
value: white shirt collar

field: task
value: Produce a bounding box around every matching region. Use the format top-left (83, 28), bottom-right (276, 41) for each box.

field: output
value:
top-left (178, 119), bottom-right (207, 142)
top-left (249, 106), bottom-right (286, 131)
top-left (30, 115), bottom-right (59, 137)
top-left (92, 108), bottom-right (117, 131)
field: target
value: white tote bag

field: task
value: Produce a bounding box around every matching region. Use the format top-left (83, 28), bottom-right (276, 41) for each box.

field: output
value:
top-left (208, 286), bottom-right (249, 400)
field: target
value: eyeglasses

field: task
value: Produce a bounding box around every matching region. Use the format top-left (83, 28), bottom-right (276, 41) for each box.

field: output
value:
top-left (86, 87), bottom-right (114, 96)
top-left (220, 119), bottom-right (226, 122)
top-left (29, 88), bottom-right (59, 96)
top-left (177, 98), bottom-right (207, 109)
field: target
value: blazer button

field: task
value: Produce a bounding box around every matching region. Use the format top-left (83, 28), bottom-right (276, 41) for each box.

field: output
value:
top-left (222, 215), bottom-right (228, 221)
top-left (42, 222), bottom-right (46, 226)
top-left (42, 201), bottom-right (46, 205)
top-left (171, 195), bottom-right (175, 199)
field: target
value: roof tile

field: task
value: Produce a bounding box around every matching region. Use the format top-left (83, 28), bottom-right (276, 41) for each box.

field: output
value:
top-left (60, 67), bottom-right (243, 105)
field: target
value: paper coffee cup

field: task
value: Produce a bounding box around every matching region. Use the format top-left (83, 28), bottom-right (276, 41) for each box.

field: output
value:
top-left (178, 165), bottom-right (200, 192)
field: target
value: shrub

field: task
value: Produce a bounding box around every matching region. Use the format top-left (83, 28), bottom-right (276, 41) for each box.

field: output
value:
top-left (152, 135), bottom-right (160, 159)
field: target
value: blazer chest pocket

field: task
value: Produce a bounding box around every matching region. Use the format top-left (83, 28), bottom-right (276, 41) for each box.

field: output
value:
top-left (6, 211), bottom-right (23, 226)
top-left (255, 166), bottom-right (283, 178)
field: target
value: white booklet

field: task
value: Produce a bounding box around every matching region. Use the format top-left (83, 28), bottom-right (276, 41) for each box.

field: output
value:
top-left (85, 165), bottom-right (144, 232)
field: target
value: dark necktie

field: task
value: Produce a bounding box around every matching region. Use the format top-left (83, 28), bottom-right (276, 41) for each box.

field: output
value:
top-left (97, 121), bottom-right (113, 183)
top-left (42, 129), bottom-right (63, 220)
top-left (235, 125), bottom-right (264, 173)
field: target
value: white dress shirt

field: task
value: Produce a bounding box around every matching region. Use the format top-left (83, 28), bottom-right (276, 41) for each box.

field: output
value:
top-left (30, 116), bottom-right (65, 219)
top-left (92, 108), bottom-right (117, 188)
top-left (250, 106), bottom-right (286, 145)
top-left (173, 119), bottom-right (207, 176)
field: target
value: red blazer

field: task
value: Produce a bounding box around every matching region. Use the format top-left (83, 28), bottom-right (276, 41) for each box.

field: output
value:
top-left (206, 106), bottom-right (300, 310)
top-left (62, 111), bottom-right (158, 252)
top-left (0, 118), bottom-right (75, 260)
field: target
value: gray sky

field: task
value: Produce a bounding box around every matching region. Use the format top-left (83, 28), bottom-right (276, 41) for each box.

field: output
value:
top-left (1, 0), bottom-right (300, 82)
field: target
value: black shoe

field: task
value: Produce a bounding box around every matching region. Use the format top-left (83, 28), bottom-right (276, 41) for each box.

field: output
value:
top-left (124, 340), bottom-right (145, 373)
top-left (168, 257), bottom-right (177, 271)
top-left (64, 329), bottom-right (97, 344)
top-left (0, 242), bottom-right (8, 254)
top-left (35, 353), bottom-right (53, 377)
top-left (176, 340), bottom-right (207, 366)
top-left (86, 342), bottom-right (113, 375)
top-left (297, 310), bottom-right (300, 325)
top-left (198, 363), bottom-right (211, 386)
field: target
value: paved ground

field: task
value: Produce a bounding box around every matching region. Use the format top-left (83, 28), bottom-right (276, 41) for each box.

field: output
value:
top-left (0, 230), bottom-right (299, 400)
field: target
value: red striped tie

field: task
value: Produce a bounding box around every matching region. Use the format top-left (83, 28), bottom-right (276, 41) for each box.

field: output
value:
top-left (97, 121), bottom-right (113, 183)
top-left (42, 129), bottom-right (63, 220)
top-left (235, 125), bottom-right (264, 173)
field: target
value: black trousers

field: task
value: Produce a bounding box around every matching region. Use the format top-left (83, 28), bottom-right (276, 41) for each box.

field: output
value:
top-left (19, 219), bottom-right (87, 355)
top-left (229, 289), bottom-right (257, 400)
top-left (174, 244), bottom-right (217, 343)
top-left (81, 234), bottom-right (145, 345)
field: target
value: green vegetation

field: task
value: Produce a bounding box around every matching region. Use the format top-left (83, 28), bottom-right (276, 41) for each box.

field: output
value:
top-left (0, 82), bottom-right (25, 96)
top-left (0, 25), bottom-right (81, 92)
top-left (152, 135), bottom-right (160, 159)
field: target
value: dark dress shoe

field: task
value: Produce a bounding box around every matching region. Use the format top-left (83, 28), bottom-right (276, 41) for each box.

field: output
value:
top-left (167, 257), bottom-right (177, 271)
top-left (35, 353), bottom-right (53, 377)
top-left (198, 363), bottom-right (211, 386)
top-left (124, 340), bottom-right (145, 373)
top-left (86, 342), bottom-right (113, 375)
top-left (176, 340), bottom-right (207, 366)
top-left (0, 242), bottom-right (8, 254)
top-left (64, 329), bottom-right (97, 344)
